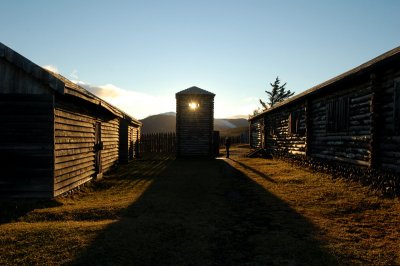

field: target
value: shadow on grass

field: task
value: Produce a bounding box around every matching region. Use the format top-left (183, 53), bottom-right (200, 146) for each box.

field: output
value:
top-left (230, 158), bottom-right (276, 183)
top-left (73, 157), bottom-right (338, 265)
top-left (0, 200), bottom-right (62, 224)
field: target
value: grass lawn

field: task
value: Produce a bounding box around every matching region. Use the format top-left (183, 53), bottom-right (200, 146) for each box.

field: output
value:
top-left (0, 146), bottom-right (399, 265)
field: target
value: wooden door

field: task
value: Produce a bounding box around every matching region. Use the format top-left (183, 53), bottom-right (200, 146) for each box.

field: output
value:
top-left (129, 127), bottom-right (134, 160)
top-left (95, 122), bottom-right (102, 175)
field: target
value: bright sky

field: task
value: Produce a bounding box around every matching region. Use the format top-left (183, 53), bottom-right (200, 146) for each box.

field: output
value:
top-left (1, 1), bottom-right (399, 119)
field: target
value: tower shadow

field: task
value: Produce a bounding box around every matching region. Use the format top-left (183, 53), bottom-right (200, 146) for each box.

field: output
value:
top-left (73, 157), bottom-right (338, 265)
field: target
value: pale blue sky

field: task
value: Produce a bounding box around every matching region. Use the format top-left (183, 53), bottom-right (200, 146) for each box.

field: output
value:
top-left (1, 0), bottom-right (399, 118)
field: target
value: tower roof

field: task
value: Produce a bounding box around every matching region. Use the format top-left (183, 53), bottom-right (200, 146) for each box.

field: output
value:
top-left (176, 86), bottom-right (215, 96)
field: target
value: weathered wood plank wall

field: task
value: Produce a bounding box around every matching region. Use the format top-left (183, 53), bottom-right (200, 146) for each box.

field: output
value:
top-left (0, 94), bottom-right (54, 198)
top-left (53, 105), bottom-right (96, 196)
top-left (119, 121), bottom-right (140, 162)
top-left (0, 59), bottom-right (54, 94)
top-left (101, 117), bottom-right (120, 172)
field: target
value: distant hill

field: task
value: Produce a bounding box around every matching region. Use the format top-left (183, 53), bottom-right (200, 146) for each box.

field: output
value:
top-left (140, 113), bottom-right (176, 133)
top-left (140, 112), bottom-right (249, 136)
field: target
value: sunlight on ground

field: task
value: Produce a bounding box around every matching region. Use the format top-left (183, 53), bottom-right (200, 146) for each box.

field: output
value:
top-left (1, 148), bottom-right (399, 265)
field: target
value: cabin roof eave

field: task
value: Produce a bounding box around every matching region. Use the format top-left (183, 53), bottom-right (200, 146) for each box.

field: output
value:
top-left (0, 42), bottom-right (141, 125)
top-left (249, 45), bottom-right (400, 122)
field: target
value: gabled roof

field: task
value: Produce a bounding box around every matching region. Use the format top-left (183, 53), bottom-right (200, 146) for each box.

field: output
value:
top-left (0, 42), bottom-right (65, 94)
top-left (250, 45), bottom-right (400, 121)
top-left (176, 86), bottom-right (215, 96)
top-left (0, 42), bottom-right (141, 126)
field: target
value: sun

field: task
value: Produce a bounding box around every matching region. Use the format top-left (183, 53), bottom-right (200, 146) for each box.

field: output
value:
top-left (188, 102), bottom-right (199, 110)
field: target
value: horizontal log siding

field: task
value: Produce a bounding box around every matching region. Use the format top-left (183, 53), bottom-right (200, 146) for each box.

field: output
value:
top-left (101, 118), bottom-right (120, 171)
top-left (0, 94), bottom-right (54, 198)
top-left (265, 104), bottom-right (306, 156)
top-left (54, 108), bottom-right (95, 196)
top-left (176, 95), bottom-right (214, 157)
top-left (310, 82), bottom-right (372, 166)
top-left (250, 117), bottom-right (263, 149)
top-left (377, 68), bottom-right (400, 172)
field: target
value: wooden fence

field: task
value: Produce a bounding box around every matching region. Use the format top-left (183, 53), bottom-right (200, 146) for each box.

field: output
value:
top-left (219, 132), bottom-right (249, 147)
top-left (138, 131), bottom-right (249, 155)
top-left (139, 132), bottom-right (176, 154)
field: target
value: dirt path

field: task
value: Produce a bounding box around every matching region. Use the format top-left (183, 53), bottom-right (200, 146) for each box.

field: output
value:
top-left (73, 157), bottom-right (335, 265)
top-left (1, 146), bottom-right (399, 265)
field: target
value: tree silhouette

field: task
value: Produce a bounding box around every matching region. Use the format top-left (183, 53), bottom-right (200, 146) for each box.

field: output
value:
top-left (260, 77), bottom-right (294, 109)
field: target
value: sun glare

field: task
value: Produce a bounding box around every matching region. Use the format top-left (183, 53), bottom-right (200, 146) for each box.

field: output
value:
top-left (188, 102), bottom-right (199, 110)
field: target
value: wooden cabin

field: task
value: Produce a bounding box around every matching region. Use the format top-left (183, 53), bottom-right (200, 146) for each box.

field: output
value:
top-left (176, 86), bottom-right (215, 157)
top-left (249, 46), bottom-right (400, 177)
top-left (0, 43), bottom-right (141, 198)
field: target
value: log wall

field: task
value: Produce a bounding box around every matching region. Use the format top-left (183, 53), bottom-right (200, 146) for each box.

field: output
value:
top-left (249, 60), bottom-right (400, 180)
top-left (176, 95), bottom-right (214, 157)
top-left (377, 68), bottom-right (400, 172)
top-left (265, 103), bottom-right (306, 156)
top-left (249, 116), bottom-right (263, 149)
top-left (309, 81), bottom-right (372, 166)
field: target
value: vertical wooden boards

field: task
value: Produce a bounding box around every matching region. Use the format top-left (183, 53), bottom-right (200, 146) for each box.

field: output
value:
top-left (0, 94), bottom-right (54, 198)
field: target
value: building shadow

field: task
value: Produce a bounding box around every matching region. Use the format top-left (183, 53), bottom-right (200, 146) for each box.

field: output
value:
top-left (0, 199), bottom-right (62, 224)
top-left (230, 158), bottom-right (276, 183)
top-left (72, 158), bottom-right (338, 265)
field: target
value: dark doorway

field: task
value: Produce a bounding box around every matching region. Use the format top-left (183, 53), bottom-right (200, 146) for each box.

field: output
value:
top-left (95, 122), bottom-right (102, 178)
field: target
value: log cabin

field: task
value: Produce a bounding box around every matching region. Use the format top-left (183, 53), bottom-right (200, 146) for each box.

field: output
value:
top-left (0, 43), bottom-right (141, 198)
top-left (249, 46), bottom-right (400, 192)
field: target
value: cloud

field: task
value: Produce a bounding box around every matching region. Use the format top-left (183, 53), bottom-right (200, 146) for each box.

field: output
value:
top-left (215, 97), bottom-right (259, 119)
top-left (70, 69), bottom-right (79, 80)
top-left (72, 80), bottom-right (175, 119)
top-left (42, 65), bottom-right (59, 73)
top-left (242, 96), bottom-right (259, 103)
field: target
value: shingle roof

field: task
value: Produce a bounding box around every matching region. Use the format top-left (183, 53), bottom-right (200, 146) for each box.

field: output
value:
top-left (176, 86), bottom-right (215, 96)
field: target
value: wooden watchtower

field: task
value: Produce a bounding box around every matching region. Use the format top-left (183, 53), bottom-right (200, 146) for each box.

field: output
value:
top-left (176, 86), bottom-right (215, 157)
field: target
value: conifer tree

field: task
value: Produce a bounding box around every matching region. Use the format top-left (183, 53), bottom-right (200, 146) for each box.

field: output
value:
top-left (259, 76), bottom-right (294, 109)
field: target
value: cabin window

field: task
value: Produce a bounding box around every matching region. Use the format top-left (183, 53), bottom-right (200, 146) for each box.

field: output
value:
top-left (326, 97), bottom-right (349, 133)
top-left (268, 117), bottom-right (276, 136)
top-left (288, 111), bottom-right (300, 134)
top-left (394, 81), bottom-right (400, 135)
top-left (288, 110), bottom-right (305, 135)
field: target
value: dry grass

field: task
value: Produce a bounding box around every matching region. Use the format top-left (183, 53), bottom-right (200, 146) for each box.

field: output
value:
top-left (227, 145), bottom-right (400, 265)
top-left (0, 147), bottom-right (399, 265)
